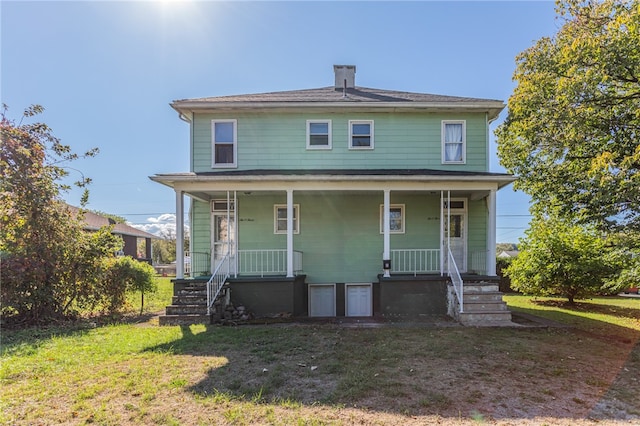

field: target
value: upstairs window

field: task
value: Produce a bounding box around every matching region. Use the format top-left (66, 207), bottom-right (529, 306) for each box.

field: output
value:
top-left (442, 121), bottom-right (466, 164)
top-left (212, 120), bottom-right (237, 168)
top-left (274, 204), bottom-right (300, 234)
top-left (307, 120), bottom-right (332, 150)
top-left (349, 120), bottom-right (374, 149)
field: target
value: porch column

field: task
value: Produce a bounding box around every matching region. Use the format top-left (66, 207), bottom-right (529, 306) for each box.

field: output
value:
top-left (487, 188), bottom-right (497, 276)
top-left (383, 189), bottom-right (391, 277)
top-left (286, 189), bottom-right (294, 278)
top-left (440, 191), bottom-right (444, 276)
top-left (175, 190), bottom-right (185, 279)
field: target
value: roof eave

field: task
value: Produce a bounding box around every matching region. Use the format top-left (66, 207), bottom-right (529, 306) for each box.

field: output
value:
top-left (150, 172), bottom-right (516, 190)
top-left (171, 101), bottom-right (505, 121)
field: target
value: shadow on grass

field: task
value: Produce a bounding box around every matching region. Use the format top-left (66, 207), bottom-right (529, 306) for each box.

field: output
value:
top-left (531, 298), bottom-right (640, 320)
top-left (508, 301), bottom-right (640, 420)
top-left (0, 309), bottom-right (160, 358)
top-left (140, 314), bottom-right (640, 423)
top-left (1, 324), bottom-right (93, 358)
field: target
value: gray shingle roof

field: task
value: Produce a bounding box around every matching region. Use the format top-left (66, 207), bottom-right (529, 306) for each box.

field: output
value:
top-left (67, 205), bottom-right (157, 239)
top-left (173, 86), bottom-right (502, 104)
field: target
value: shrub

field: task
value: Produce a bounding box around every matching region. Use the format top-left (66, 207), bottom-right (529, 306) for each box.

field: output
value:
top-left (101, 256), bottom-right (157, 314)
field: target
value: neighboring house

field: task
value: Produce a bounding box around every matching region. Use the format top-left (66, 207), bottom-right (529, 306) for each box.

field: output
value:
top-left (68, 206), bottom-right (156, 263)
top-left (152, 65), bottom-right (516, 325)
top-left (497, 250), bottom-right (520, 258)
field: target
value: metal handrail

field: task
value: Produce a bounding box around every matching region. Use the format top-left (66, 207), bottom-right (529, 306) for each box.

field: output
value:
top-left (206, 253), bottom-right (230, 315)
top-left (447, 247), bottom-right (464, 313)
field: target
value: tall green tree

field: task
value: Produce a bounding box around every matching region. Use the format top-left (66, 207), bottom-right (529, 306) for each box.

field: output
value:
top-left (506, 215), bottom-right (615, 304)
top-left (0, 105), bottom-right (121, 323)
top-left (496, 0), bottom-right (640, 232)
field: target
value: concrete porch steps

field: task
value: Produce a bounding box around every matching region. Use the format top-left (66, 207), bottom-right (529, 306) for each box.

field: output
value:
top-left (165, 304), bottom-right (208, 315)
top-left (158, 314), bottom-right (210, 326)
top-left (159, 280), bottom-right (211, 326)
top-left (453, 280), bottom-right (514, 326)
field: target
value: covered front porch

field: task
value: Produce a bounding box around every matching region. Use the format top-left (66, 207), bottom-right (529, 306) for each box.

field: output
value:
top-left (151, 169), bottom-right (514, 322)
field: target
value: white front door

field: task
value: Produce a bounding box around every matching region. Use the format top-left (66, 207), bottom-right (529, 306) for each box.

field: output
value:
top-left (443, 199), bottom-right (467, 273)
top-left (309, 285), bottom-right (335, 317)
top-left (212, 213), bottom-right (235, 270)
top-left (346, 284), bottom-right (372, 317)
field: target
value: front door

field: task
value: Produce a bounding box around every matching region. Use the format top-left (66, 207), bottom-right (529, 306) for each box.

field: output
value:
top-left (212, 213), bottom-right (235, 272)
top-left (443, 199), bottom-right (467, 273)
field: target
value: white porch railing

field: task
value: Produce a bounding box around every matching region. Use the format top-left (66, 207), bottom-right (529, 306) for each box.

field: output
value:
top-left (237, 249), bottom-right (303, 277)
top-left (447, 247), bottom-right (464, 313)
top-left (390, 249), bottom-right (440, 275)
top-left (206, 254), bottom-right (231, 315)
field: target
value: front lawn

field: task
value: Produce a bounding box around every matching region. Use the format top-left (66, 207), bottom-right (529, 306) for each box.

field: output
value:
top-left (1, 291), bottom-right (638, 425)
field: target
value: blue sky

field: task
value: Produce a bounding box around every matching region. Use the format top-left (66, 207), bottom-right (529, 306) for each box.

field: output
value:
top-left (1, 0), bottom-right (560, 242)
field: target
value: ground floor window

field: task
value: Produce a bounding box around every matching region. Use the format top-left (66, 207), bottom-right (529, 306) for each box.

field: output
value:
top-left (379, 204), bottom-right (405, 234)
top-left (274, 204), bottom-right (300, 234)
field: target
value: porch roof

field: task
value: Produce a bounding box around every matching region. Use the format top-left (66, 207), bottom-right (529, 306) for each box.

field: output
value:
top-left (150, 169), bottom-right (515, 198)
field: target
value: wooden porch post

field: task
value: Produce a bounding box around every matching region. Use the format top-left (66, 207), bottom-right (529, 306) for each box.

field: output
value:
top-left (440, 191), bottom-right (444, 276)
top-left (487, 188), bottom-right (497, 276)
top-left (176, 190), bottom-right (184, 279)
top-left (383, 189), bottom-right (390, 277)
top-left (286, 189), bottom-right (294, 278)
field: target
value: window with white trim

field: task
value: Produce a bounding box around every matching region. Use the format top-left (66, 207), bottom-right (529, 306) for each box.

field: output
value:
top-left (442, 120), bottom-right (466, 164)
top-left (349, 120), bottom-right (374, 149)
top-left (274, 204), bottom-right (300, 234)
top-left (379, 204), bottom-right (405, 234)
top-left (307, 120), bottom-right (332, 149)
top-left (212, 120), bottom-right (237, 168)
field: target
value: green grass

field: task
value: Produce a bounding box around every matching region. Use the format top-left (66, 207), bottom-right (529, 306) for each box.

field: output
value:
top-left (504, 294), bottom-right (640, 340)
top-left (1, 293), bottom-right (639, 425)
top-left (124, 276), bottom-right (174, 316)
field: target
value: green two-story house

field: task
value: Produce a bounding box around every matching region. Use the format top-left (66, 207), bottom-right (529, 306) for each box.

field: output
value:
top-left (152, 65), bottom-right (515, 325)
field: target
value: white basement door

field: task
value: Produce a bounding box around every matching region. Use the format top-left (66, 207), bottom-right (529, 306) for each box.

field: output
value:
top-left (309, 285), bottom-right (335, 317)
top-left (346, 284), bottom-right (372, 317)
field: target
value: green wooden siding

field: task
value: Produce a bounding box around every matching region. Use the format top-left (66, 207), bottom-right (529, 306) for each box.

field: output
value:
top-left (190, 192), bottom-right (488, 283)
top-left (190, 200), bottom-right (211, 257)
top-left (467, 199), bottom-right (488, 271)
top-left (192, 112), bottom-right (489, 173)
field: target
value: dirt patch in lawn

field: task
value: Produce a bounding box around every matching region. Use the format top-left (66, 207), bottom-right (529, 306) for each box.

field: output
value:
top-left (147, 318), bottom-right (640, 425)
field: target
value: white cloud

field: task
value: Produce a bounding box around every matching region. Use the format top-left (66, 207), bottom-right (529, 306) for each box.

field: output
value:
top-left (129, 213), bottom-right (189, 238)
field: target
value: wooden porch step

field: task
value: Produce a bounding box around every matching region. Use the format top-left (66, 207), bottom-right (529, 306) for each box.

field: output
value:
top-left (158, 314), bottom-right (210, 326)
top-left (178, 287), bottom-right (207, 295)
top-left (172, 295), bottom-right (207, 305)
top-left (166, 304), bottom-right (208, 315)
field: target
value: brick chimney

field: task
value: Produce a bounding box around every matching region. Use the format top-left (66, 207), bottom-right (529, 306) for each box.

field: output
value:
top-left (334, 65), bottom-right (356, 90)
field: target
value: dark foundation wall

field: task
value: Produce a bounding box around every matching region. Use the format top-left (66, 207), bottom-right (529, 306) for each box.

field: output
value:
top-left (378, 275), bottom-right (448, 317)
top-left (228, 275), bottom-right (307, 317)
